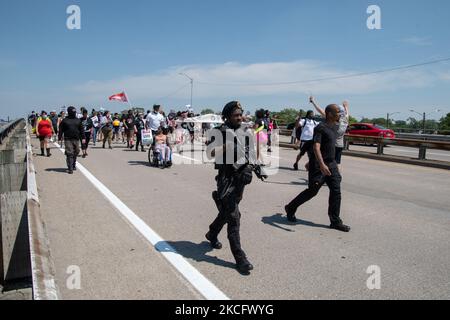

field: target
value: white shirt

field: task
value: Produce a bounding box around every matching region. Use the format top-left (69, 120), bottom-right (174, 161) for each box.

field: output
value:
top-left (299, 118), bottom-right (318, 141)
top-left (146, 112), bottom-right (165, 131)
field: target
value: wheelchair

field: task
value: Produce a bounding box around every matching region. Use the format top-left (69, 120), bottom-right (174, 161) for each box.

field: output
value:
top-left (148, 144), bottom-right (172, 169)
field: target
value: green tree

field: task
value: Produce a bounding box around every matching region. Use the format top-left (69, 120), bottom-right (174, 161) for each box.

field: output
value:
top-left (439, 113), bottom-right (450, 130)
top-left (406, 117), bottom-right (420, 129)
top-left (272, 108), bottom-right (304, 125)
top-left (348, 116), bottom-right (358, 124)
top-left (394, 120), bottom-right (407, 128)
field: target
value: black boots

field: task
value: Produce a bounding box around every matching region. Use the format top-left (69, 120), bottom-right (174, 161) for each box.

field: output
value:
top-left (66, 156), bottom-right (76, 174)
top-left (41, 148), bottom-right (51, 156)
top-left (330, 223), bottom-right (351, 232)
top-left (205, 232), bottom-right (222, 249)
top-left (236, 257), bottom-right (254, 274)
top-left (285, 205), bottom-right (297, 222)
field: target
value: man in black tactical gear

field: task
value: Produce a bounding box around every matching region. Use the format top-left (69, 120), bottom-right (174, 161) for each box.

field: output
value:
top-left (205, 101), bottom-right (266, 275)
top-left (58, 106), bottom-right (83, 174)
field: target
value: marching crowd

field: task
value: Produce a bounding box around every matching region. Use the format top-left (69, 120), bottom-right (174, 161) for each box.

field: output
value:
top-left (27, 96), bottom-right (351, 273)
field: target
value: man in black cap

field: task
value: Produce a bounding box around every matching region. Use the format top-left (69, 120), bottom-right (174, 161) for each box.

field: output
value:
top-left (58, 106), bottom-right (83, 174)
top-left (205, 101), bottom-right (266, 274)
top-left (285, 104), bottom-right (350, 232)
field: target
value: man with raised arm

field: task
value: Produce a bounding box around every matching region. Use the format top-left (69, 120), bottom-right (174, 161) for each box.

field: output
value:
top-left (284, 104), bottom-right (350, 232)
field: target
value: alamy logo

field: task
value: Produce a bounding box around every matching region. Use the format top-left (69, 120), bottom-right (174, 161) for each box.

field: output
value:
top-left (366, 265), bottom-right (381, 290)
top-left (66, 5), bottom-right (81, 30)
top-left (367, 5), bottom-right (381, 30)
top-left (66, 265), bottom-right (81, 290)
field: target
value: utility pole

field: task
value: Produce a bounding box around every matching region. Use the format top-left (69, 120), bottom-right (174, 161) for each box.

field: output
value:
top-left (386, 112), bottom-right (400, 129)
top-left (179, 73), bottom-right (194, 111)
top-left (422, 112), bottom-right (426, 132)
top-left (410, 109), bottom-right (441, 133)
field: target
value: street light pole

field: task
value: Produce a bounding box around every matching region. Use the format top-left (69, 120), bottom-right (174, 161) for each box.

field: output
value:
top-left (410, 109), bottom-right (441, 133)
top-left (386, 112), bottom-right (400, 129)
top-left (410, 109), bottom-right (424, 133)
top-left (179, 72), bottom-right (193, 111)
top-left (422, 112), bottom-right (426, 132)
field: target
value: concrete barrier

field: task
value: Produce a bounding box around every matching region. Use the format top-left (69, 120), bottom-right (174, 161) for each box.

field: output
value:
top-left (1, 120), bottom-right (59, 298)
top-left (0, 120), bottom-right (31, 287)
top-left (25, 124), bottom-right (60, 300)
top-left (0, 191), bottom-right (30, 282)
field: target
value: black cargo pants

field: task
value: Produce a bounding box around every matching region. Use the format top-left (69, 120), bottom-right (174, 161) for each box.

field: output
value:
top-left (286, 162), bottom-right (343, 225)
top-left (208, 171), bottom-right (247, 262)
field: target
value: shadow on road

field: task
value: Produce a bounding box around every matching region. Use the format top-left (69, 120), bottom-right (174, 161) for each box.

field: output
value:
top-left (262, 213), bottom-right (329, 232)
top-left (264, 178), bottom-right (308, 186)
top-left (277, 166), bottom-right (306, 172)
top-left (44, 168), bottom-right (68, 173)
top-left (156, 240), bottom-right (236, 271)
top-left (128, 161), bottom-right (151, 167)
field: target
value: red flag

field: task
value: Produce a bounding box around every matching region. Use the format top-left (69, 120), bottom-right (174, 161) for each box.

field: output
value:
top-left (109, 92), bottom-right (128, 103)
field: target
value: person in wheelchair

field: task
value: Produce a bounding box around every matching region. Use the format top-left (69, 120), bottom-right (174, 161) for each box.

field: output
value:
top-left (151, 127), bottom-right (172, 168)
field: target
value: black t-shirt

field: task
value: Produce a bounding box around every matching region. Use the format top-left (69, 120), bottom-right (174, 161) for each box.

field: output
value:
top-left (311, 122), bottom-right (337, 165)
top-left (134, 118), bottom-right (145, 131)
top-left (124, 115), bottom-right (135, 130)
top-left (81, 117), bottom-right (93, 132)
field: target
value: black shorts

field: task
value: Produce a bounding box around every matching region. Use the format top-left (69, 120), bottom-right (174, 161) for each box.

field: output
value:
top-left (38, 135), bottom-right (51, 141)
top-left (299, 140), bottom-right (313, 157)
top-left (335, 147), bottom-right (343, 164)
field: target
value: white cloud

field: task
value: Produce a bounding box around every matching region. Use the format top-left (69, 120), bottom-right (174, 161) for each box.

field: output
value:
top-left (400, 36), bottom-right (432, 46)
top-left (72, 60), bottom-right (438, 104)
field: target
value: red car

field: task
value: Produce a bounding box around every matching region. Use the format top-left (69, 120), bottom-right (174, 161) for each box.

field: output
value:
top-left (347, 123), bottom-right (396, 138)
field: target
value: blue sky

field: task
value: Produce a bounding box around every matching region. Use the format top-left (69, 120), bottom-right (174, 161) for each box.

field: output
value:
top-left (1, 0), bottom-right (449, 121)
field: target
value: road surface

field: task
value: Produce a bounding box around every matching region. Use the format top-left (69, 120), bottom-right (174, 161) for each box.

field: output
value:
top-left (31, 137), bottom-right (450, 299)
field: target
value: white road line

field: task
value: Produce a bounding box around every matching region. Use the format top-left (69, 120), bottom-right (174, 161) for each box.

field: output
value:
top-left (172, 153), bottom-right (203, 163)
top-left (54, 143), bottom-right (229, 300)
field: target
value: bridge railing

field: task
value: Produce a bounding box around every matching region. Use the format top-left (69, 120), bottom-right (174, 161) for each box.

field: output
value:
top-left (277, 131), bottom-right (450, 163)
top-left (0, 119), bottom-right (60, 299)
top-left (0, 119), bottom-right (23, 145)
top-left (343, 135), bottom-right (450, 160)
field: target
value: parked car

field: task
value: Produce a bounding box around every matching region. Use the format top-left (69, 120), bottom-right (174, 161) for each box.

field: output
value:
top-left (347, 123), bottom-right (396, 138)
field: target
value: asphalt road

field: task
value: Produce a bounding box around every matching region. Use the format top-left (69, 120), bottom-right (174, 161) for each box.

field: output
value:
top-left (31, 137), bottom-right (450, 300)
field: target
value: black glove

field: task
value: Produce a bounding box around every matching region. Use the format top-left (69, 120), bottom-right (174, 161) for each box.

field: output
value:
top-left (254, 165), bottom-right (268, 181)
top-left (238, 166), bottom-right (253, 185)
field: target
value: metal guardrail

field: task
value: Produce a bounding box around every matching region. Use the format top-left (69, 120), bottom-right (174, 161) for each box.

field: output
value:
top-left (277, 130), bottom-right (450, 164)
top-left (0, 119), bottom-right (22, 145)
top-left (344, 135), bottom-right (450, 160)
top-left (395, 133), bottom-right (450, 142)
